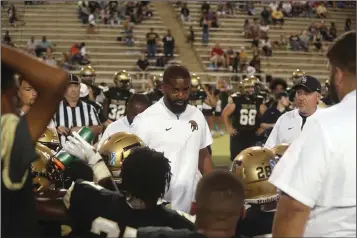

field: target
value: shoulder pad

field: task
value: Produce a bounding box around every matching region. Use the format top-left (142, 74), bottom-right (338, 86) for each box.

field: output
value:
top-left (129, 88), bottom-right (136, 94)
top-left (98, 85), bottom-right (109, 92)
top-left (257, 95), bottom-right (264, 99)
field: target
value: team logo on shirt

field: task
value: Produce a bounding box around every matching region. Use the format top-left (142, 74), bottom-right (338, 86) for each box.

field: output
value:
top-left (189, 120), bottom-right (198, 132)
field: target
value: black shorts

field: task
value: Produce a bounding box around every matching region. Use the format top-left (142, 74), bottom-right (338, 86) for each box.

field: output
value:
top-left (230, 131), bottom-right (257, 161)
top-left (215, 111), bottom-right (222, 117)
top-left (202, 109), bottom-right (214, 117)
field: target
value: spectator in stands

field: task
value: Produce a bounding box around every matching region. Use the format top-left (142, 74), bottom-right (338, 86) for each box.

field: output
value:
top-left (300, 30), bottom-right (310, 52)
top-left (247, 1), bottom-right (255, 15)
top-left (232, 51), bottom-right (240, 73)
top-left (136, 54), bottom-right (150, 80)
top-left (163, 30), bottom-right (175, 57)
top-left (7, 4), bottom-right (17, 25)
top-left (78, 1), bottom-right (89, 24)
top-left (210, 43), bottom-right (226, 69)
top-left (243, 19), bottom-right (251, 38)
top-left (239, 46), bottom-right (248, 71)
top-left (201, 1), bottom-right (210, 13)
top-left (312, 32), bottom-right (323, 52)
top-left (303, 1), bottom-right (313, 18)
top-left (35, 36), bottom-right (53, 57)
top-left (282, 1), bottom-right (292, 16)
top-left (211, 12), bottom-right (219, 28)
top-left (316, 3), bottom-right (327, 18)
top-left (271, 7), bottom-right (284, 28)
top-left (2, 30), bottom-right (14, 47)
top-left (180, 3), bottom-right (191, 23)
top-left (217, 2), bottom-right (225, 17)
top-left (87, 9), bottom-right (96, 34)
top-left (225, 46), bottom-right (235, 71)
top-left (345, 15), bottom-right (352, 32)
top-left (261, 6), bottom-right (271, 25)
top-left (146, 28), bottom-right (159, 58)
top-left (186, 25), bottom-right (195, 43)
top-left (25, 37), bottom-right (37, 55)
top-left (202, 17), bottom-right (210, 45)
top-left (260, 21), bottom-right (270, 39)
top-left (261, 36), bottom-right (272, 57)
top-left (273, 33), bottom-right (288, 49)
top-left (42, 48), bottom-right (57, 66)
top-left (250, 18), bottom-right (261, 39)
top-left (243, 63), bottom-right (256, 77)
top-left (289, 33), bottom-right (302, 51)
top-left (329, 22), bottom-right (337, 40)
top-left (269, 1), bottom-right (279, 11)
top-left (250, 49), bottom-right (261, 72)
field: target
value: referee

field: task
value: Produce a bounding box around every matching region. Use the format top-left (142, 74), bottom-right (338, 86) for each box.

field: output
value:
top-left (54, 74), bottom-right (102, 145)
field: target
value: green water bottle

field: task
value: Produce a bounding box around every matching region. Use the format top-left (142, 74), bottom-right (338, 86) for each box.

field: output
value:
top-left (53, 127), bottom-right (94, 170)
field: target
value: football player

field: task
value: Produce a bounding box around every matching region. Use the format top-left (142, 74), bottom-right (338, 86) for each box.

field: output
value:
top-left (222, 77), bottom-right (265, 161)
top-left (145, 74), bottom-right (164, 104)
top-left (60, 133), bottom-right (196, 237)
top-left (189, 75), bottom-right (217, 132)
top-left (232, 146), bottom-right (280, 237)
top-left (103, 70), bottom-right (133, 122)
top-left (79, 65), bottom-right (104, 103)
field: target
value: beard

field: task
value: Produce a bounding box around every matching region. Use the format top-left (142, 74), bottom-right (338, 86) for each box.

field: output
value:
top-left (328, 69), bottom-right (340, 104)
top-left (166, 97), bottom-right (188, 114)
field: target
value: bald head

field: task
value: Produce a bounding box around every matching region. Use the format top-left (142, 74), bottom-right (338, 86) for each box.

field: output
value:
top-left (195, 170), bottom-right (245, 238)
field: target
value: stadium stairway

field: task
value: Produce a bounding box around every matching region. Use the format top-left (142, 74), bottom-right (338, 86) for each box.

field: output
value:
top-left (152, 1), bottom-right (204, 74)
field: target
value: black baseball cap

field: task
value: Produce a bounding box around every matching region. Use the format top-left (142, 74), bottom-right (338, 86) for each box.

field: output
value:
top-left (292, 75), bottom-right (321, 93)
top-left (69, 73), bottom-right (80, 84)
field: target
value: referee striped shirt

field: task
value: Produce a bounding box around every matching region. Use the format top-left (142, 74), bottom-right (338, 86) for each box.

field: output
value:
top-left (54, 99), bottom-right (101, 145)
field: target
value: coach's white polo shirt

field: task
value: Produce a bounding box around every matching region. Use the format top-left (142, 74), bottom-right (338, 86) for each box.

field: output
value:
top-left (269, 90), bottom-right (356, 237)
top-left (97, 116), bottom-right (131, 149)
top-left (264, 108), bottom-right (321, 149)
top-left (131, 98), bottom-right (213, 213)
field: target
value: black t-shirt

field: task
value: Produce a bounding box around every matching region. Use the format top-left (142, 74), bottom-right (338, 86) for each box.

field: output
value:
top-left (2, 116), bottom-right (40, 237)
top-left (163, 35), bottom-right (175, 49)
top-left (261, 105), bottom-right (288, 139)
top-left (68, 180), bottom-right (195, 238)
top-left (105, 87), bottom-right (132, 121)
top-left (236, 207), bottom-right (275, 237)
top-left (145, 89), bottom-right (163, 105)
top-left (232, 95), bottom-right (262, 132)
top-left (137, 59), bottom-right (149, 70)
top-left (146, 32), bottom-right (159, 45)
top-left (81, 97), bottom-right (107, 123)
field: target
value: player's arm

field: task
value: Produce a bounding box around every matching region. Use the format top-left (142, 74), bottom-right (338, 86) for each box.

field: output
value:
top-left (260, 103), bottom-right (267, 116)
top-left (222, 103), bottom-right (237, 135)
top-left (2, 44), bottom-right (69, 142)
top-left (202, 85), bottom-right (217, 107)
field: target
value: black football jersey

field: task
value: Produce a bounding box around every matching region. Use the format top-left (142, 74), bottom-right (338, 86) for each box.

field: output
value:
top-left (189, 90), bottom-right (207, 111)
top-left (68, 180), bottom-right (195, 238)
top-left (145, 89), bottom-right (163, 105)
top-left (236, 207), bottom-right (275, 237)
top-left (105, 87), bottom-right (132, 121)
top-left (2, 116), bottom-right (40, 237)
top-left (232, 95), bottom-right (262, 131)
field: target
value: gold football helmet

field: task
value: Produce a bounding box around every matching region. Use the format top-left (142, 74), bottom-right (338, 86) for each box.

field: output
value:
top-left (231, 146), bottom-right (279, 205)
top-left (32, 143), bottom-right (54, 192)
top-left (98, 132), bottom-right (144, 181)
top-left (241, 76), bottom-right (260, 95)
top-left (291, 69), bottom-right (305, 85)
top-left (80, 65), bottom-right (96, 85)
top-left (113, 70), bottom-right (131, 89)
top-left (38, 128), bottom-right (60, 151)
top-left (271, 144), bottom-right (289, 162)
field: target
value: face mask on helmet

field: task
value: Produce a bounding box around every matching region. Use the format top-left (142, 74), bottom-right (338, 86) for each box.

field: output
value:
top-left (98, 132), bottom-right (145, 182)
top-left (38, 128), bottom-right (60, 152)
top-left (231, 146), bottom-right (279, 208)
top-left (80, 66), bottom-right (96, 85)
top-left (113, 71), bottom-right (131, 89)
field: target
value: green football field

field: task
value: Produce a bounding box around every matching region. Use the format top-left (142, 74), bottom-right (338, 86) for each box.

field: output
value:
top-left (211, 134), bottom-right (231, 168)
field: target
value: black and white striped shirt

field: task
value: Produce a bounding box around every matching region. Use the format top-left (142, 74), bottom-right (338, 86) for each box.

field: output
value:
top-left (54, 99), bottom-right (101, 145)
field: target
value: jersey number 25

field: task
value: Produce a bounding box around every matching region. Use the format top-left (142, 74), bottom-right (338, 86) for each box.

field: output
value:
top-left (239, 109), bottom-right (257, 126)
top-left (108, 104), bottom-right (126, 120)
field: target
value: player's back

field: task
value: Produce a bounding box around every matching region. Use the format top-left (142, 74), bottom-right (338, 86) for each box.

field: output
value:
top-left (145, 89), bottom-right (163, 105)
top-left (67, 180), bottom-right (195, 238)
